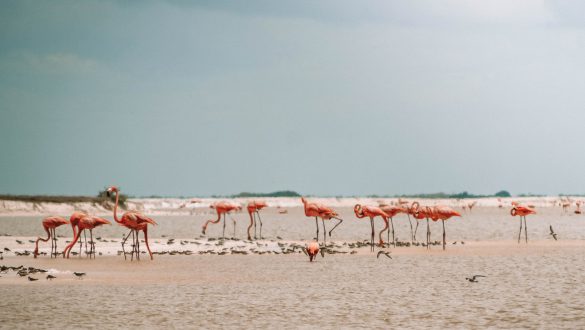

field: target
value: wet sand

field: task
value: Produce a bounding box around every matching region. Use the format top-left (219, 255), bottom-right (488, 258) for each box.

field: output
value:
top-left (1, 207), bottom-right (585, 328)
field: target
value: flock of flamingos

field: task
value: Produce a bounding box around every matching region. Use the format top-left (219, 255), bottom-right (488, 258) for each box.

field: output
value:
top-left (32, 186), bottom-right (574, 262)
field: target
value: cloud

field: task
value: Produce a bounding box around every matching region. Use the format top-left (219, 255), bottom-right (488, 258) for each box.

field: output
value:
top-left (0, 51), bottom-right (100, 75)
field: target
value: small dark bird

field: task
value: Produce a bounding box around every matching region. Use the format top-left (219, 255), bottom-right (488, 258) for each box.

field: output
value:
top-left (28, 276), bottom-right (38, 281)
top-left (46, 274), bottom-right (56, 280)
top-left (466, 275), bottom-right (486, 282)
top-left (377, 251), bottom-right (392, 259)
top-left (73, 272), bottom-right (86, 279)
top-left (549, 225), bottom-right (558, 241)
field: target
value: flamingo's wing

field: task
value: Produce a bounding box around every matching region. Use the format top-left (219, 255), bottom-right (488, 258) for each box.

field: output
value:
top-left (132, 212), bottom-right (158, 225)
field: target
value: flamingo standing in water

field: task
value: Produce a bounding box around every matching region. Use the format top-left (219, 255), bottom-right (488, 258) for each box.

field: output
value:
top-left (67, 211), bottom-right (88, 256)
top-left (63, 215), bottom-right (110, 258)
top-left (406, 202), bottom-right (428, 241)
top-left (108, 186), bottom-right (158, 260)
top-left (304, 241), bottom-right (322, 262)
top-left (247, 201), bottom-right (268, 240)
top-left (301, 197), bottom-right (343, 245)
top-left (34, 216), bottom-right (69, 258)
top-left (354, 204), bottom-right (389, 251)
top-left (380, 204), bottom-right (411, 246)
top-left (413, 205), bottom-right (432, 249)
top-left (202, 201), bottom-right (241, 238)
top-left (433, 206), bottom-right (462, 250)
top-left (511, 205), bottom-right (536, 243)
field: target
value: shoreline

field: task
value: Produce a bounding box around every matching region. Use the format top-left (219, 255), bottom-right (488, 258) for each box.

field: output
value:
top-left (0, 196), bottom-right (580, 217)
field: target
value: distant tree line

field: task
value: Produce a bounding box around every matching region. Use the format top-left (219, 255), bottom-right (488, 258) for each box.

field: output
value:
top-left (230, 190), bottom-right (301, 198)
top-left (0, 188), bottom-right (128, 206)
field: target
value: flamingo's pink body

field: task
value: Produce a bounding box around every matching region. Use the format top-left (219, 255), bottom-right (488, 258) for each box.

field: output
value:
top-left (354, 204), bottom-right (389, 251)
top-left (301, 197), bottom-right (342, 244)
top-left (63, 216), bottom-right (110, 258)
top-left (34, 216), bottom-right (69, 258)
top-left (247, 201), bottom-right (268, 240)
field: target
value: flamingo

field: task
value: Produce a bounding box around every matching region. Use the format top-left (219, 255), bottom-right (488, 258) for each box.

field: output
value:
top-left (67, 211), bottom-right (88, 257)
top-left (247, 201), bottom-right (268, 240)
top-left (107, 186), bottom-right (158, 260)
top-left (433, 206), bottom-right (462, 250)
top-left (413, 205), bottom-right (433, 249)
top-left (380, 204), bottom-right (412, 246)
top-left (63, 215), bottom-right (110, 258)
top-left (407, 202), bottom-right (425, 241)
top-left (202, 201), bottom-right (241, 238)
top-left (34, 216), bottom-right (69, 258)
top-left (301, 197), bottom-right (343, 245)
top-left (305, 241), bottom-right (321, 262)
top-left (511, 205), bottom-right (536, 243)
top-left (354, 204), bottom-right (389, 251)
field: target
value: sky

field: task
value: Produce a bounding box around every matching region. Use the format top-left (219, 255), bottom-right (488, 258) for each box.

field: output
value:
top-left (1, 0), bottom-right (585, 197)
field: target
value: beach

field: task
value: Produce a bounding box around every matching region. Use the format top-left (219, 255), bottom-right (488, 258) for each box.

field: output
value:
top-left (1, 203), bottom-right (585, 328)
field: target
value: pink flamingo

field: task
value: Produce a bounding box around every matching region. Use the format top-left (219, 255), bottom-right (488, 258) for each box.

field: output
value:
top-left (511, 205), bottom-right (536, 243)
top-left (380, 204), bottom-right (414, 246)
top-left (34, 216), bottom-right (69, 258)
top-left (202, 201), bottom-right (241, 238)
top-left (247, 201), bottom-right (268, 240)
top-left (66, 211), bottom-right (88, 257)
top-left (304, 241), bottom-right (322, 262)
top-left (108, 186), bottom-right (157, 260)
top-left (413, 205), bottom-right (433, 249)
top-left (354, 204), bottom-right (389, 251)
top-left (63, 215), bottom-right (110, 258)
top-left (432, 206), bottom-right (462, 250)
top-left (301, 197), bottom-right (343, 245)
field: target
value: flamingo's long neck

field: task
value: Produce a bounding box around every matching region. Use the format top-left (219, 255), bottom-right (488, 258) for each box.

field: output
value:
top-left (113, 191), bottom-right (121, 223)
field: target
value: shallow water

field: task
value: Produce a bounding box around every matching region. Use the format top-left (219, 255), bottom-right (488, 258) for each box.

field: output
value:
top-left (1, 207), bottom-right (585, 329)
top-left (2, 206), bottom-right (585, 242)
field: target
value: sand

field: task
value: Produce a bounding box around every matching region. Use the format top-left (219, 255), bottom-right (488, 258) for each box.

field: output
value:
top-left (1, 206), bottom-right (585, 328)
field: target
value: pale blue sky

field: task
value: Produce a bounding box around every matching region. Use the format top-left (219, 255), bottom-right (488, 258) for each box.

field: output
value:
top-left (2, 1), bottom-right (585, 196)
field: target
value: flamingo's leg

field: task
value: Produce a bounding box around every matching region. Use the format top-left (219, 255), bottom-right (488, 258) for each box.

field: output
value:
top-left (321, 219), bottom-right (327, 245)
top-left (517, 217), bottom-right (522, 244)
top-left (371, 218), bottom-right (375, 252)
top-left (387, 218), bottom-right (390, 247)
top-left (131, 230), bottom-right (136, 261)
top-left (442, 220), bottom-right (446, 251)
top-left (253, 212), bottom-right (257, 239)
top-left (414, 219), bottom-right (419, 242)
top-left (83, 230), bottom-right (88, 257)
top-left (136, 230), bottom-right (140, 260)
top-left (524, 217), bottom-right (528, 243)
top-left (121, 230), bottom-right (133, 260)
top-left (328, 218), bottom-right (343, 237)
top-left (256, 212), bottom-right (263, 239)
top-left (52, 228), bottom-right (57, 258)
top-left (90, 229), bottom-right (94, 259)
top-left (222, 214), bottom-right (226, 239)
top-left (78, 229), bottom-right (84, 256)
top-left (390, 218), bottom-right (395, 247)
top-left (143, 227), bottom-right (153, 260)
top-left (315, 217), bottom-right (319, 242)
top-left (407, 215), bottom-right (414, 243)
top-left (426, 219), bottom-right (430, 250)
